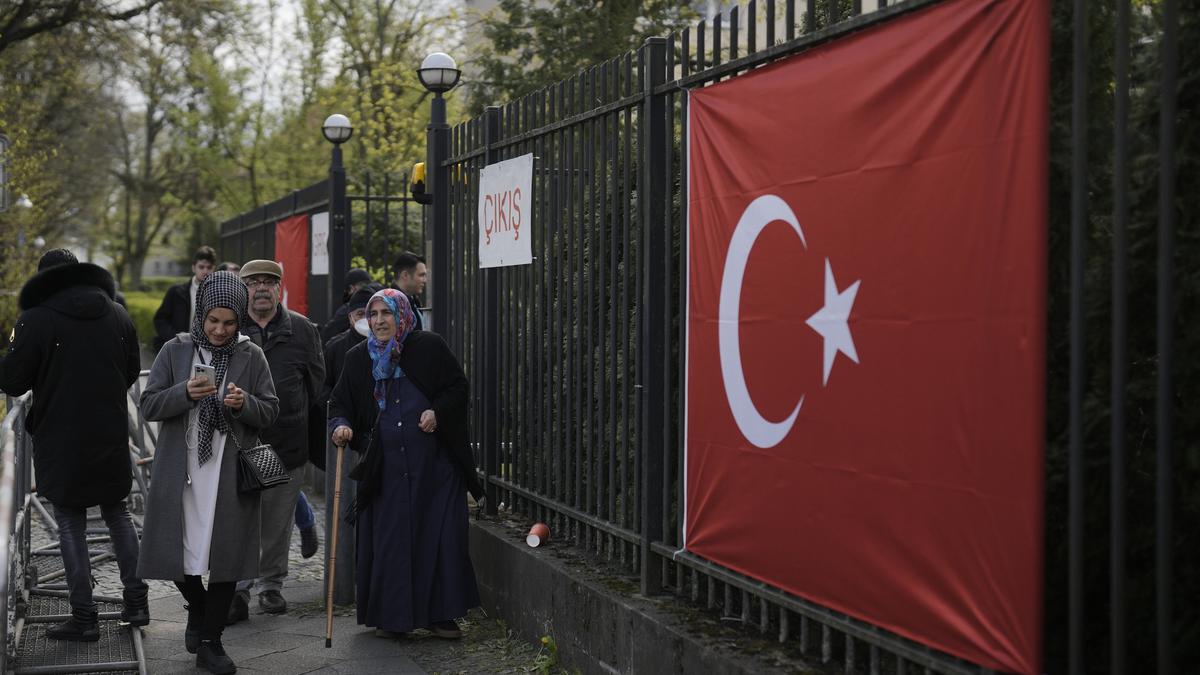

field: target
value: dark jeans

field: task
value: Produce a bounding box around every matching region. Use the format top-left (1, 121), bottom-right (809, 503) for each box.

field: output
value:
top-left (53, 501), bottom-right (148, 615)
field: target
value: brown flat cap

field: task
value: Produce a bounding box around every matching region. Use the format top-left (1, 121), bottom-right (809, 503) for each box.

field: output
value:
top-left (239, 259), bottom-right (283, 279)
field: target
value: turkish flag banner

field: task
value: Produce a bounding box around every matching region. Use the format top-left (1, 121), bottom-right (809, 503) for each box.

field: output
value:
top-left (684, 1), bottom-right (1047, 673)
top-left (274, 214), bottom-right (310, 316)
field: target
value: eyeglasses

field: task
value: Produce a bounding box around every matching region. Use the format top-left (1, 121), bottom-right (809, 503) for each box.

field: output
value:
top-left (245, 277), bottom-right (280, 288)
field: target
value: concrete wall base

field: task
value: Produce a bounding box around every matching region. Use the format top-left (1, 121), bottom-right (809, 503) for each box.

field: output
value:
top-left (470, 518), bottom-right (798, 675)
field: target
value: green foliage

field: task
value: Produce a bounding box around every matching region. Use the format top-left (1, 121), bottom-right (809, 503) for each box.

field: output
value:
top-left (123, 291), bottom-right (162, 349)
top-left (533, 634), bottom-right (560, 674)
top-left (467, 0), bottom-right (696, 112)
top-left (140, 276), bottom-right (189, 293)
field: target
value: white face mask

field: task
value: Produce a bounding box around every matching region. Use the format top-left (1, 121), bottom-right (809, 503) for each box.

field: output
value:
top-left (353, 317), bottom-right (370, 337)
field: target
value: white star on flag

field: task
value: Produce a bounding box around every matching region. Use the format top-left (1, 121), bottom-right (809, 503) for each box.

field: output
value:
top-left (805, 258), bottom-right (861, 386)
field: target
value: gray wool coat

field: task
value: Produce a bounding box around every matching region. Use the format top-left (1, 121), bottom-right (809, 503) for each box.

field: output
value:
top-left (137, 335), bottom-right (279, 582)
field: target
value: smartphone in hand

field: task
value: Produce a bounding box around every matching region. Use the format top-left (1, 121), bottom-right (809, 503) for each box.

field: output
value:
top-left (193, 364), bottom-right (217, 388)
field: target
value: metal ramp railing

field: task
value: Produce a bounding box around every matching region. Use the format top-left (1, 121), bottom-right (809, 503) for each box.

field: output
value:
top-left (3, 372), bottom-right (154, 674)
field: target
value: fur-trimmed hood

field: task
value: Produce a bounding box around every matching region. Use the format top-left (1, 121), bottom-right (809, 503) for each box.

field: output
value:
top-left (18, 263), bottom-right (117, 318)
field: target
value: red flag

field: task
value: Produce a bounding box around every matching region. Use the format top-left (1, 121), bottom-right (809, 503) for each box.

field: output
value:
top-left (684, 1), bottom-right (1048, 672)
top-left (274, 214), bottom-right (310, 316)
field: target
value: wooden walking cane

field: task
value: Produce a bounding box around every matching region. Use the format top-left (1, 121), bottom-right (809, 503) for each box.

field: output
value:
top-left (325, 438), bottom-right (347, 648)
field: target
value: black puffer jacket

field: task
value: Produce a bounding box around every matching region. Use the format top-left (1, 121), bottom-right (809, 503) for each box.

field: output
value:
top-left (244, 308), bottom-right (325, 470)
top-left (0, 263), bottom-right (140, 508)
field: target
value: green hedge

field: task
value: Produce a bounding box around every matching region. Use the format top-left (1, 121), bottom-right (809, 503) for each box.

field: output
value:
top-left (140, 276), bottom-right (188, 293)
top-left (123, 291), bottom-right (161, 348)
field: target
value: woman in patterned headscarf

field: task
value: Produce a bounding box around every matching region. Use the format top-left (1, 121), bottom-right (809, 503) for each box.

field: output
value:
top-left (329, 288), bottom-right (483, 640)
top-left (139, 270), bottom-right (279, 675)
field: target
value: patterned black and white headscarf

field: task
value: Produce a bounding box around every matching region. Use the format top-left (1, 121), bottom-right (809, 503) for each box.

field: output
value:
top-left (190, 271), bottom-right (248, 465)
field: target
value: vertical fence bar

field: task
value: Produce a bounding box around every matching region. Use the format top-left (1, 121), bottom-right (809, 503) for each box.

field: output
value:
top-left (713, 12), bottom-right (722, 71)
top-left (767, 0), bottom-right (776, 45)
top-left (638, 36), bottom-right (668, 596)
top-left (676, 48), bottom-right (691, 561)
top-left (748, 0), bottom-right (757, 54)
top-left (382, 173), bottom-right (391, 269)
top-left (482, 106), bottom-right (501, 516)
top-left (608, 61), bottom-right (621, 553)
top-left (363, 172), bottom-right (373, 267)
top-left (1068, 0), bottom-right (1088, 672)
top-left (556, 80), bottom-right (568, 537)
top-left (537, 88), bottom-right (550, 515)
top-left (586, 65), bottom-right (599, 548)
top-left (572, 72), bottom-right (584, 544)
top-left (804, 0), bottom-right (814, 34)
top-left (598, 61), bottom-right (610, 542)
top-left (1156, 1), bottom-right (1178, 673)
top-left (1111, 0), bottom-right (1130, 672)
top-left (620, 53), bottom-right (633, 555)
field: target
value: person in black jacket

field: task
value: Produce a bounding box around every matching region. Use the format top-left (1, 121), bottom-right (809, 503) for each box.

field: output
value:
top-left (329, 288), bottom-right (481, 639)
top-left (391, 252), bottom-right (428, 331)
top-left (320, 282), bottom-right (381, 404)
top-left (153, 246), bottom-right (217, 351)
top-left (320, 268), bottom-right (373, 343)
top-left (0, 249), bottom-right (149, 640)
top-left (229, 259), bottom-right (324, 621)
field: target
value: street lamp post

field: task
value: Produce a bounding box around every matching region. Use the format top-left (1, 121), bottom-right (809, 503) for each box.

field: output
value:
top-left (320, 114), bottom-right (357, 606)
top-left (417, 52), bottom-right (461, 333)
top-left (322, 114), bottom-right (354, 310)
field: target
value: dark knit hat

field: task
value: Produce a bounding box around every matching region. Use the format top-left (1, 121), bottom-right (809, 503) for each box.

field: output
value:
top-left (345, 268), bottom-right (372, 287)
top-left (348, 283), bottom-right (384, 311)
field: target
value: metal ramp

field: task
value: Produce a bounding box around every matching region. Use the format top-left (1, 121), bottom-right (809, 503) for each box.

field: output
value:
top-left (6, 501), bottom-right (148, 675)
top-left (4, 376), bottom-right (155, 674)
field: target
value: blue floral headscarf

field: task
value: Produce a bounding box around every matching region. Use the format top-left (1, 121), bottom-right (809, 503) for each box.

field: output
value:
top-left (366, 288), bottom-right (416, 409)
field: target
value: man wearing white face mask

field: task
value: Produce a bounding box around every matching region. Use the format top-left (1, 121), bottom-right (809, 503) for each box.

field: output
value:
top-left (321, 283), bottom-right (383, 405)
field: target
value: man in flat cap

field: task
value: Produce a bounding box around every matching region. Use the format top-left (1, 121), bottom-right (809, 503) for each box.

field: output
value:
top-left (229, 260), bottom-right (324, 621)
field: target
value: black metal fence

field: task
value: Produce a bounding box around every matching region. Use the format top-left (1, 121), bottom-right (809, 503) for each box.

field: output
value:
top-left (218, 172), bottom-right (419, 325)
top-left (441, 0), bottom-right (1190, 673)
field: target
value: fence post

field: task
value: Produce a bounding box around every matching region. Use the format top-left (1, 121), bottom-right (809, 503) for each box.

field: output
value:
top-left (639, 36), bottom-right (668, 597)
top-left (329, 146), bottom-right (350, 316)
top-left (482, 106), bottom-right (501, 515)
top-left (428, 92), bottom-right (451, 333)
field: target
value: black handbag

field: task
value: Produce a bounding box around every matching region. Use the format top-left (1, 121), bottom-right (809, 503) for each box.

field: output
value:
top-left (235, 438), bottom-right (290, 494)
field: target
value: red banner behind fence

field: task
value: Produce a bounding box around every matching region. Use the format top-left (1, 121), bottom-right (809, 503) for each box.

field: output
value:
top-left (274, 214), bottom-right (310, 317)
top-left (684, 1), bottom-right (1048, 672)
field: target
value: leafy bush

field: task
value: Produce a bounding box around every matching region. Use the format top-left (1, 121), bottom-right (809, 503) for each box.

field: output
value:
top-left (123, 291), bottom-right (162, 349)
top-left (140, 276), bottom-right (188, 293)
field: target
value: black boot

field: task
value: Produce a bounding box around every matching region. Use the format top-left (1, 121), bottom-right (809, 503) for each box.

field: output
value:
top-left (46, 608), bottom-right (99, 642)
top-left (184, 603), bottom-right (203, 653)
top-left (121, 589), bottom-right (150, 627)
top-left (196, 639), bottom-right (237, 674)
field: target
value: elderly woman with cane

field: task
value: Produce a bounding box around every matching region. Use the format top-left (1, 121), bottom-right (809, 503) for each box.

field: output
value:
top-left (139, 271), bottom-right (279, 674)
top-left (329, 288), bottom-right (484, 639)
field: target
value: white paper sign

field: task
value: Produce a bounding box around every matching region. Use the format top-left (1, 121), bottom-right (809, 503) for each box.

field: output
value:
top-left (310, 211), bottom-right (329, 275)
top-left (478, 153), bottom-right (533, 268)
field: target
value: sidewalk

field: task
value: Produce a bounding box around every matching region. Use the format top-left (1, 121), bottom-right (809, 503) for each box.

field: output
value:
top-left (42, 495), bottom-right (554, 674)
top-left (142, 581), bottom-right (427, 673)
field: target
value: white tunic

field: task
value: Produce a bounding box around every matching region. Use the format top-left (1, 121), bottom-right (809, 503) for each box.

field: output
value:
top-left (181, 339), bottom-right (244, 575)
